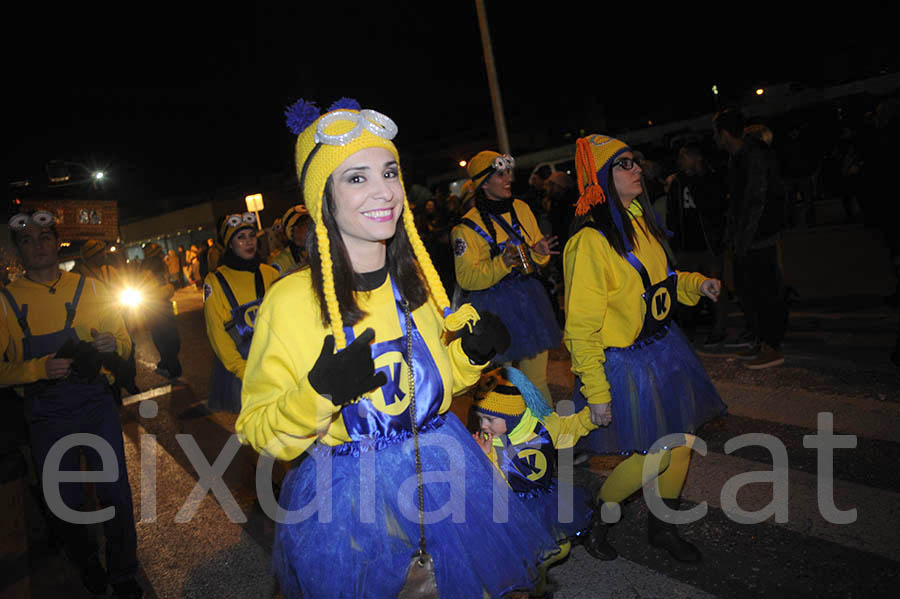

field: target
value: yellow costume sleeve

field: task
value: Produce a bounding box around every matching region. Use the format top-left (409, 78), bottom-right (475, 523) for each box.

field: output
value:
top-left (543, 407), bottom-right (597, 450)
top-left (203, 272), bottom-right (247, 380)
top-left (445, 336), bottom-right (485, 397)
top-left (235, 305), bottom-right (340, 461)
top-left (676, 270), bottom-right (708, 306)
top-left (85, 277), bottom-right (133, 360)
top-left (563, 228), bottom-right (613, 405)
top-left (0, 297), bottom-right (49, 385)
top-left (451, 223), bottom-right (513, 291)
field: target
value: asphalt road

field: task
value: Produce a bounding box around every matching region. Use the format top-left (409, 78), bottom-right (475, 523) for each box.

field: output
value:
top-left (4, 285), bottom-right (899, 598)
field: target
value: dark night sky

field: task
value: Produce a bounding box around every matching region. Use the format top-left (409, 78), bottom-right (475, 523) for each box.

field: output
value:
top-left (6, 3), bottom-right (895, 219)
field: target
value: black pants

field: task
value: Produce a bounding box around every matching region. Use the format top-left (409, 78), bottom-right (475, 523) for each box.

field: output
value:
top-left (150, 315), bottom-right (182, 377)
top-left (734, 246), bottom-right (789, 350)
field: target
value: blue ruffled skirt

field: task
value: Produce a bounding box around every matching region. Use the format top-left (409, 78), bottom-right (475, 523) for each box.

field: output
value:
top-left (272, 413), bottom-right (559, 599)
top-left (518, 480), bottom-right (592, 544)
top-left (462, 275), bottom-right (561, 363)
top-left (573, 324), bottom-right (727, 455)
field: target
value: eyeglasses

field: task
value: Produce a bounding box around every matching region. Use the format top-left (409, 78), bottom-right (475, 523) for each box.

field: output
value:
top-left (611, 157), bottom-right (641, 170)
top-left (8, 210), bottom-right (55, 230)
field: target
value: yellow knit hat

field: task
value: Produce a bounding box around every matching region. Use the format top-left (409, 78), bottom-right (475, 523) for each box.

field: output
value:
top-left (286, 97), bottom-right (479, 349)
top-left (280, 204), bottom-right (310, 240)
top-left (473, 368), bottom-right (526, 418)
top-left (574, 134), bottom-right (630, 217)
top-left (466, 150), bottom-right (516, 190)
top-left (219, 213), bottom-right (258, 249)
top-left (81, 239), bottom-right (106, 260)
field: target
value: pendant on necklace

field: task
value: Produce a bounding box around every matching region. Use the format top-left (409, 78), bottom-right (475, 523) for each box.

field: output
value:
top-left (49, 288), bottom-right (56, 294)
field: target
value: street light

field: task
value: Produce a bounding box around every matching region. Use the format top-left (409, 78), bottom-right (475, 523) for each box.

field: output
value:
top-left (46, 160), bottom-right (106, 188)
top-left (245, 194), bottom-right (264, 230)
top-left (459, 160), bottom-right (467, 167)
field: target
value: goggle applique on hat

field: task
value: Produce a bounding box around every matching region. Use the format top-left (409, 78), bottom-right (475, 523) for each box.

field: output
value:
top-left (224, 212), bottom-right (257, 229)
top-left (8, 210), bottom-right (55, 230)
top-left (471, 153), bottom-right (516, 185)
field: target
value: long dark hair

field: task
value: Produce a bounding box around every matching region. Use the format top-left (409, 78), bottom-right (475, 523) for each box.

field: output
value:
top-left (473, 186), bottom-right (499, 243)
top-left (308, 178), bottom-right (428, 328)
top-left (573, 169), bottom-right (668, 256)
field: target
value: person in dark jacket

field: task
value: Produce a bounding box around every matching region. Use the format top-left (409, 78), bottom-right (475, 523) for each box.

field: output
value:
top-left (713, 108), bottom-right (788, 369)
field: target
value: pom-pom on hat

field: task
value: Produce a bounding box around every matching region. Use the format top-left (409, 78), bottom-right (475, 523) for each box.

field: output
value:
top-left (574, 134), bottom-right (630, 217)
top-left (81, 239), bottom-right (106, 261)
top-left (285, 96), bottom-right (480, 349)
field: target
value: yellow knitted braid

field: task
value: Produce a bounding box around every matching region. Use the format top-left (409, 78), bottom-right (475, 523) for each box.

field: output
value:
top-left (315, 218), bottom-right (347, 350)
top-left (401, 197), bottom-right (479, 334)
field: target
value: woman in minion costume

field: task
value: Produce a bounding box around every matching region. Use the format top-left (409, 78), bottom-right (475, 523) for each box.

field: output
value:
top-left (236, 97), bottom-right (558, 599)
top-left (267, 204), bottom-right (311, 274)
top-left (472, 367), bottom-right (600, 597)
top-left (203, 212), bottom-right (280, 413)
top-left (563, 134), bottom-right (727, 563)
top-left (451, 151), bottom-right (561, 404)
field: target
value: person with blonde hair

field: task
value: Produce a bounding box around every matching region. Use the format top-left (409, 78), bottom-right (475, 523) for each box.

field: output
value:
top-left (236, 98), bottom-right (557, 598)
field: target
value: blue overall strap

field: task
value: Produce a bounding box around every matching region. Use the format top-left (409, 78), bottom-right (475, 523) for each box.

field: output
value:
top-left (460, 217), bottom-right (501, 257)
top-left (487, 208), bottom-right (529, 246)
top-left (64, 275), bottom-right (86, 329)
top-left (213, 271), bottom-right (241, 313)
top-left (585, 222), bottom-right (653, 292)
top-left (0, 287), bottom-right (30, 337)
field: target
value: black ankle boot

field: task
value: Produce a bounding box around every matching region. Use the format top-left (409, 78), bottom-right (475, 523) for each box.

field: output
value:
top-left (583, 503), bottom-right (618, 560)
top-left (647, 497), bottom-right (701, 563)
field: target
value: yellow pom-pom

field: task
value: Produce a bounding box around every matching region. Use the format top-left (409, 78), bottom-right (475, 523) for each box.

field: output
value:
top-left (443, 303), bottom-right (480, 334)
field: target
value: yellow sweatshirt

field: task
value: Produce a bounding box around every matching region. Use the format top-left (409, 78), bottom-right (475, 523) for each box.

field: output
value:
top-left (202, 263), bottom-right (280, 380)
top-left (235, 268), bottom-right (485, 461)
top-left (0, 271), bottom-right (132, 388)
top-left (562, 202), bottom-right (708, 405)
top-left (451, 199), bottom-right (550, 292)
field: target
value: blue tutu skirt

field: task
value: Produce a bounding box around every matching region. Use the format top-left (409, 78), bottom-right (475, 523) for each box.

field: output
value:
top-left (207, 355), bottom-right (242, 413)
top-left (518, 480), bottom-right (593, 544)
top-left (573, 324), bottom-right (727, 455)
top-left (273, 413), bottom-right (559, 599)
top-left (463, 275), bottom-right (561, 363)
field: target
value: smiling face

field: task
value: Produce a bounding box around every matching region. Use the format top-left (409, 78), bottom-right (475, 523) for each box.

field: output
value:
top-left (477, 412), bottom-right (508, 436)
top-left (482, 169), bottom-right (513, 201)
top-left (611, 151), bottom-right (644, 205)
top-left (16, 223), bottom-right (59, 271)
top-left (330, 146), bottom-right (404, 269)
top-left (230, 227), bottom-right (258, 260)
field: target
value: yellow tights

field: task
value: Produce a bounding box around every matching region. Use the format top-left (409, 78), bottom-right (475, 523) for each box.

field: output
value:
top-left (534, 540), bottom-right (570, 596)
top-left (598, 440), bottom-right (694, 504)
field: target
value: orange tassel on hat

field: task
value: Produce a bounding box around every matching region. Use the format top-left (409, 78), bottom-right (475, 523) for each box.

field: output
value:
top-left (574, 137), bottom-right (607, 216)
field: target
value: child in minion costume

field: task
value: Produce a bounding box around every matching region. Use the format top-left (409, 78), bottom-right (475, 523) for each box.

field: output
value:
top-left (236, 98), bottom-right (558, 599)
top-left (563, 134), bottom-right (727, 563)
top-left (267, 204), bottom-right (310, 274)
top-left (203, 213), bottom-right (280, 412)
top-left (451, 151), bottom-right (562, 404)
top-left (472, 367), bottom-right (600, 597)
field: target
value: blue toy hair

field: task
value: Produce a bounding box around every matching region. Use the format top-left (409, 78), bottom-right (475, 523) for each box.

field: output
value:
top-left (504, 367), bottom-right (552, 421)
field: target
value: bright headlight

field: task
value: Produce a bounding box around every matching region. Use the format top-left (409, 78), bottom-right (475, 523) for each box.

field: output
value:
top-left (119, 287), bottom-right (143, 308)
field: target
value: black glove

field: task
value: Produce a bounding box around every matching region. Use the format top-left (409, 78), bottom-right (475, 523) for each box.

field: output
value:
top-left (308, 328), bottom-right (388, 406)
top-left (56, 338), bottom-right (103, 381)
top-left (459, 311), bottom-right (510, 364)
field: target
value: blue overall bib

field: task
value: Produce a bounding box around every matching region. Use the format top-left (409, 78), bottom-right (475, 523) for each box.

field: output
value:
top-left (0, 277), bottom-right (138, 582)
top-left (207, 270), bottom-right (262, 413)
